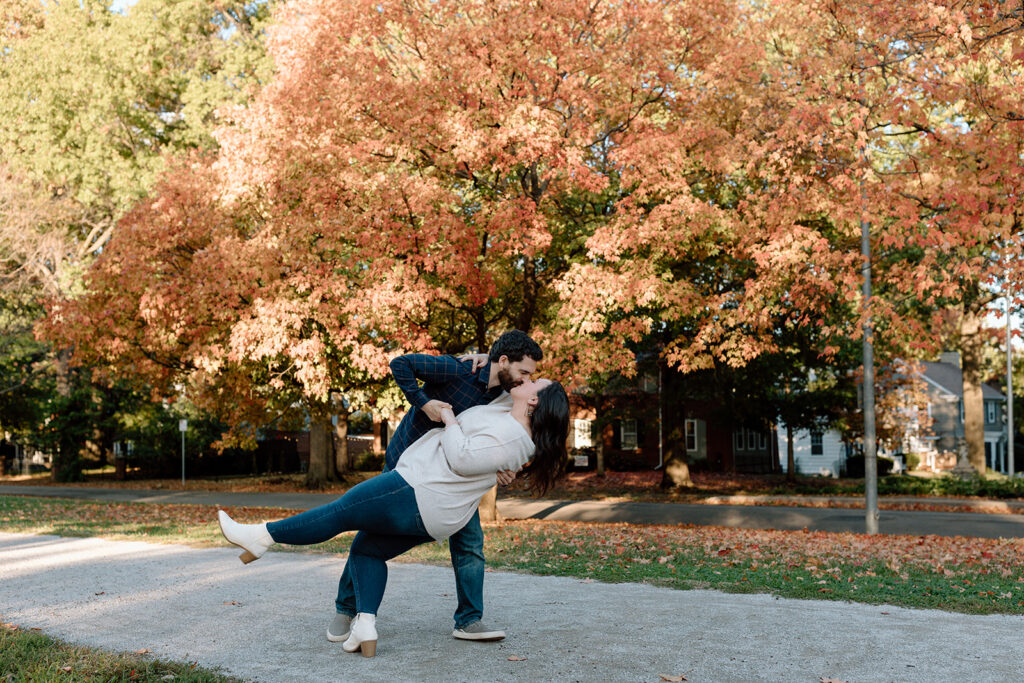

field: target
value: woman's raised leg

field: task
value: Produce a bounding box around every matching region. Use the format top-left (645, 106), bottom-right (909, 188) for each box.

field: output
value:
top-left (218, 470), bottom-right (426, 563)
top-left (267, 470), bottom-right (424, 545)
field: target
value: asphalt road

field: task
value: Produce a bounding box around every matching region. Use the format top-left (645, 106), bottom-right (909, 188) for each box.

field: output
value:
top-left (2, 484), bottom-right (1023, 538)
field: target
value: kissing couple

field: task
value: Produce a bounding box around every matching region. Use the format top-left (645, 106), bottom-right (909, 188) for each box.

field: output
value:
top-left (218, 330), bottom-right (569, 657)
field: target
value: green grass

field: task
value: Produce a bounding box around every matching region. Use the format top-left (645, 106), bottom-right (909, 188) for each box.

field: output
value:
top-left (2, 495), bottom-right (1022, 616)
top-left (0, 622), bottom-right (236, 682)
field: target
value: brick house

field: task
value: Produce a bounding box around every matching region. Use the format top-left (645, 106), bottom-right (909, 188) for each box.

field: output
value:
top-left (567, 372), bottom-right (780, 474)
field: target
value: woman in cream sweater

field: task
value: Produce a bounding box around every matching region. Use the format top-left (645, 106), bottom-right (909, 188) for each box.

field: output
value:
top-left (217, 377), bottom-right (569, 657)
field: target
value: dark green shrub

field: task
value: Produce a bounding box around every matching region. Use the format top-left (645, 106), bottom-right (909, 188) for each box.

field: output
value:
top-left (353, 451), bottom-right (384, 472)
top-left (844, 455), bottom-right (894, 478)
top-left (877, 474), bottom-right (1024, 499)
top-left (606, 449), bottom-right (650, 471)
top-left (904, 452), bottom-right (921, 471)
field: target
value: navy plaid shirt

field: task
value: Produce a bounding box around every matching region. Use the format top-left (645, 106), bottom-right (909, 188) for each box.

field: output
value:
top-left (384, 354), bottom-right (503, 470)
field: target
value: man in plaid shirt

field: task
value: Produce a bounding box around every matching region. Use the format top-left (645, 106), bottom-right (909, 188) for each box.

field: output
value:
top-left (327, 330), bottom-right (543, 644)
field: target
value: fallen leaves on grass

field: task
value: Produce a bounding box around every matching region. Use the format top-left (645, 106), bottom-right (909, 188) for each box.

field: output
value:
top-left (488, 519), bottom-right (1024, 580)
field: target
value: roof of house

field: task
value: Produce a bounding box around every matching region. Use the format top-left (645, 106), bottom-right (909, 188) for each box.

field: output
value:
top-left (920, 361), bottom-right (1006, 400)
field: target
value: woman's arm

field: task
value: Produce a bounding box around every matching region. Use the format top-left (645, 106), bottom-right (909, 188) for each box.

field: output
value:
top-left (439, 409), bottom-right (528, 477)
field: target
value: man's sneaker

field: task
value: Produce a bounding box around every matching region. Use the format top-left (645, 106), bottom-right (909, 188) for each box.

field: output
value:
top-left (326, 613), bottom-right (352, 643)
top-left (453, 621), bottom-right (506, 641)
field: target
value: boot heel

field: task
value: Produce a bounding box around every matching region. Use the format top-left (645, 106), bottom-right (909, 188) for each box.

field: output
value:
top-left (360, 640), bottom-right (377, 658)
top-left (239, 550), bottom-right (258, 564)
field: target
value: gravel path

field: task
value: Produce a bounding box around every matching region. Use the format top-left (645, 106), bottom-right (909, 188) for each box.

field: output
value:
top-left (2, 532), bottom-right (1021, 682)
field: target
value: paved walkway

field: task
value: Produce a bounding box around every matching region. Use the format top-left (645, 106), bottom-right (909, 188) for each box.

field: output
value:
top-left (2, 531), bottom-right (1021, 682)
top-left (2, 484), bottom-right (1024, 538)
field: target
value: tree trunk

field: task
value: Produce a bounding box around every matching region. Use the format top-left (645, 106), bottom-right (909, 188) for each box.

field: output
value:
top-left (515, 259), bottom-right (538, 332)
top-left (474, 307), bottom-right (488, 354)
top-left (373, 415), bottom-right (387, 453)
top-left (55, 348), bottom-right (71, 398)
top-left (478, 485), bottom-right (499, 522)
top-left (306, 415), bottom-right (337, 489)
top-left (786, 423), bottom-right (796, 481)
top-left (659, 374), bottom-right (692, 488)
top-left (660, 440), bottom-right (693, 489)
top-left (333, 410), bottom-right (350, 478)
top-left (52, 348), bottom-right (84, 482)
top-left (960, 309), bottom-right (986, 474)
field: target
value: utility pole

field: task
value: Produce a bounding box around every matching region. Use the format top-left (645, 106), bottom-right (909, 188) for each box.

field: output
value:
top-left (1008, 289), bottom-right (1015, 476)
top-left (857, 77), bottom-right (878, 533)
top-left (862, 212), bottom-right (879, 534)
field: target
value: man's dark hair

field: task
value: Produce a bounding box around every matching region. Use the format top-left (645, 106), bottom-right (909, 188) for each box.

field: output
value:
top-left (488, 329), bottom-right (543, 363)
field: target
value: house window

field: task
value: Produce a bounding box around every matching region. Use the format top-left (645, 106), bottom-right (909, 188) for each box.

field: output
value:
top-left (810, 431), bottom-right (824, 456)
top-left (620, 419), bottom-right (638, 450)
top-left (986, 401), bottom-right (996, 424)
top-left (685, 419), bottom-right (697, 452)
top-left (574, 419), bottom-right (593, 449)
top-left (959, 401), bottom-right (964, 423)
top-left (747, 429), bottom-right (757, 450)
top-left (758, 432), bottom-right (768, 451)
top-left (735, 431), bottom-right (745, 451)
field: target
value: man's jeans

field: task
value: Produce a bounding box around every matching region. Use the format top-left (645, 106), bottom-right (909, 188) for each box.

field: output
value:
top-left (335, 509), bottom-right (486, 629)
top-left (266, 470), bottom-right (432, 616)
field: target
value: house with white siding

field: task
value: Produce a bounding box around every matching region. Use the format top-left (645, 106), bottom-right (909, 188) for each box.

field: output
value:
top-left (777, 352), bottom-right (1009, 476)
top-left (775, 427), bottom-right (849, 477)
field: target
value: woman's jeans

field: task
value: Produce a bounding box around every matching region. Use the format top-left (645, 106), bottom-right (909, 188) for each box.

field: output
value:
top-left (266, 470), bottom-right (432, 616)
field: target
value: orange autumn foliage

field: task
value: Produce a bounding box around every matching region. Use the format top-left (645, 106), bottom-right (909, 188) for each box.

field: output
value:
top-left (45, 0), bottom-right (1024, 453)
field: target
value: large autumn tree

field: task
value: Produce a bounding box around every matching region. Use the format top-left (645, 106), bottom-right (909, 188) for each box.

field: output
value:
top-left (554, 0), bottom-right (1024, 475)
top-left (4, 0), bottom-right (275, 478)
top-left (54, 0), bottom-right (750, 485)
top-left (49, 0), bottom-right (1023, 488)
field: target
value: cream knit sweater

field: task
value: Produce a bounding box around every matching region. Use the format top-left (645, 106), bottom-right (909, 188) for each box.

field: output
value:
top-left (395, 393), bottom-right (534, 540)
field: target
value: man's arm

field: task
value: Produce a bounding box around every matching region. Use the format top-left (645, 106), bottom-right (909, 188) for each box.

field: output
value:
top-left (389, 353), bottom-right (467, 420)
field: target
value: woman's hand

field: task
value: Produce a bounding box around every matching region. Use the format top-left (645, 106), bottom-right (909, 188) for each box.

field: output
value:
top-left (422, 399), bottom-right (453, 422)
top-left (458, 353), bottom-right (490, 372)
top-left (440, 406), bottom-right (458, 426)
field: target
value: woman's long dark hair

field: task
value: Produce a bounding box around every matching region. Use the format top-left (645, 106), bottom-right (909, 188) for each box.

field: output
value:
top-left (522, 381), bottom-right (569, 494)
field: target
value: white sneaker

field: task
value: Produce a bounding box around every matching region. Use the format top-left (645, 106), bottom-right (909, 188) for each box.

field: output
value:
top-left (453, 620), bottom-right (506, 641)
top-left (217, 510), bottom-right (273, 564)
top-left (327, 613), bottom-right (352, 642)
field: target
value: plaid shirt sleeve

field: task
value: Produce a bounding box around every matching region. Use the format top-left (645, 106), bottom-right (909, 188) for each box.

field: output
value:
top-left (389, 354), bottom-right (468, 409)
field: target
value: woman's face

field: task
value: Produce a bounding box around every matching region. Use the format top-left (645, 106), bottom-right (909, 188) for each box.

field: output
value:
top-left (510, 377), bottom-right (552, 403)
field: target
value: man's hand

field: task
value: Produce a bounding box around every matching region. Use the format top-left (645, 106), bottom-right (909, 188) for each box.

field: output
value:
top-left (458, 353), bottom-right (490, 372)
top-left (496, 470), bottom-right (517, 486)
top-left (422, 399), bottom-right (453, 423)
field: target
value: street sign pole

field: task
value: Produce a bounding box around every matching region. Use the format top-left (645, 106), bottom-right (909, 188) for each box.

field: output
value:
top-left (179, 419), bottom-right (188, 487)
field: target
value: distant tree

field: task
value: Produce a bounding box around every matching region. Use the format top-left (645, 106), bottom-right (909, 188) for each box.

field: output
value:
top-left (7, 0), bottom-right (275, 478)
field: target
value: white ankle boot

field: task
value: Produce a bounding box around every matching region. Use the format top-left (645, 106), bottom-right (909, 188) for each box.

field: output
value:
top-left (217, 510), bottom-right (274, 564)
top-left (342, 613), bottom-right (378, 657)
